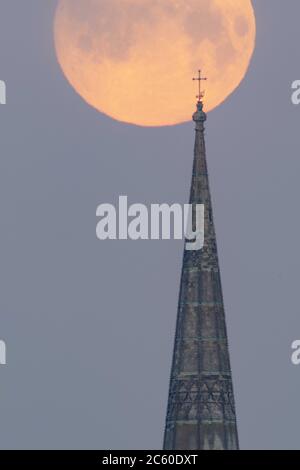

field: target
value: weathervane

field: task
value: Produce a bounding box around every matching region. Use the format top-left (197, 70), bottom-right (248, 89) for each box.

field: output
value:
top-left (192, 69), bottom-right (207, 102)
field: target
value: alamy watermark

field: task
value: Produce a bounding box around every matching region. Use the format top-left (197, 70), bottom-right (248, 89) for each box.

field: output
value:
top-left (290, 85), bottom-right (300, 365)
top-left (0, 80), bottom-right (6, 105)
top-left (0, 78), bottom-right (7, 367)
top-left (291, 80), bottom-right (300, 105)
top-left (0, 340), bottom-right (6, 365)
top-left (96, 196), bottom-right (205, 251)
top-left (291, 340), bottom-right (300, 365)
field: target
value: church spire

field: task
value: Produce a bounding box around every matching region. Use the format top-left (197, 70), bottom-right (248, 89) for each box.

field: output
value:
top-left (163, 83), bottom-right (239, 450)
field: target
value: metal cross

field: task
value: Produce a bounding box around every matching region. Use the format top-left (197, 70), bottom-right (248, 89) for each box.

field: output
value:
top-left (192, 69), bottom-right (207, 102)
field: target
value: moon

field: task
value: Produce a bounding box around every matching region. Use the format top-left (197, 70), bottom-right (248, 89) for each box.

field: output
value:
top-left (54, 0), bottom-right (256, 127)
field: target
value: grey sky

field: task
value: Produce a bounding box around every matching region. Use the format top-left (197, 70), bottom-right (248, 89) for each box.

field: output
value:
top-left (0, 0), bottom-right (299, 450)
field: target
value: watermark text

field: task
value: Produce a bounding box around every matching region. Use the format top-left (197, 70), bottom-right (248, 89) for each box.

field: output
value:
top-left (291, 340), bottom-right (300, 365)
top-left (0, 80), bottom-right (6, 105)
top-left (291, 80), bottom-right (300, 105)
top-left (96, 196), bottom-right (205, 251)
top-left (0, 340), bottom-right (6, 365)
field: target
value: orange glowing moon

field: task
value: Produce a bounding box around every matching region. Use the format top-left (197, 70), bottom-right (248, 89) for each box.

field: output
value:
top-left (54, 0), bottom-right (256, 127)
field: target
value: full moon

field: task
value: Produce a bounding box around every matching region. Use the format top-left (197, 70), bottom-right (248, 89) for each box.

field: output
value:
top-left (54, 0), bottom-right (256, 127)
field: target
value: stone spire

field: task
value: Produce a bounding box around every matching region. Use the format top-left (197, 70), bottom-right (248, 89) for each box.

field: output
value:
top-left (163, 99), bottom-right (239, 450)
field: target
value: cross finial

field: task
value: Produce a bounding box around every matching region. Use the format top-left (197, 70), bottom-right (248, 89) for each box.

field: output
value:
top-left (192, 69), bottom-right (207, 102)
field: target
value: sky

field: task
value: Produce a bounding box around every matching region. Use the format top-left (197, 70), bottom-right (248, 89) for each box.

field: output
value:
top-left (0, 0), bottom-right (300, 450)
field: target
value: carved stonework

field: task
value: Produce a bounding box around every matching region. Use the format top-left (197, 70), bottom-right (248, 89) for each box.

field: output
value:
top-left (165, 375), bottom-right (236, 424)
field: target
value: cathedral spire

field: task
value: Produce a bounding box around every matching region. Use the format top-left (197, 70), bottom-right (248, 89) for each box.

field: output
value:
top-left (163, 88), bottom-right (239, 450)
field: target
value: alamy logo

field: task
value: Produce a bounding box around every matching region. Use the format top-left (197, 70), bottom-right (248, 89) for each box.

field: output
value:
top-left (291, 80), bottom-right (300, 105)
top-left (96, 196), bottom-right (205, 251)
top-left (0, 340), bottom-right (6, 365)
top-left (291, 340), bottom-right (300, 365)
top-left (0, 80), bottom-right (6, 104)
